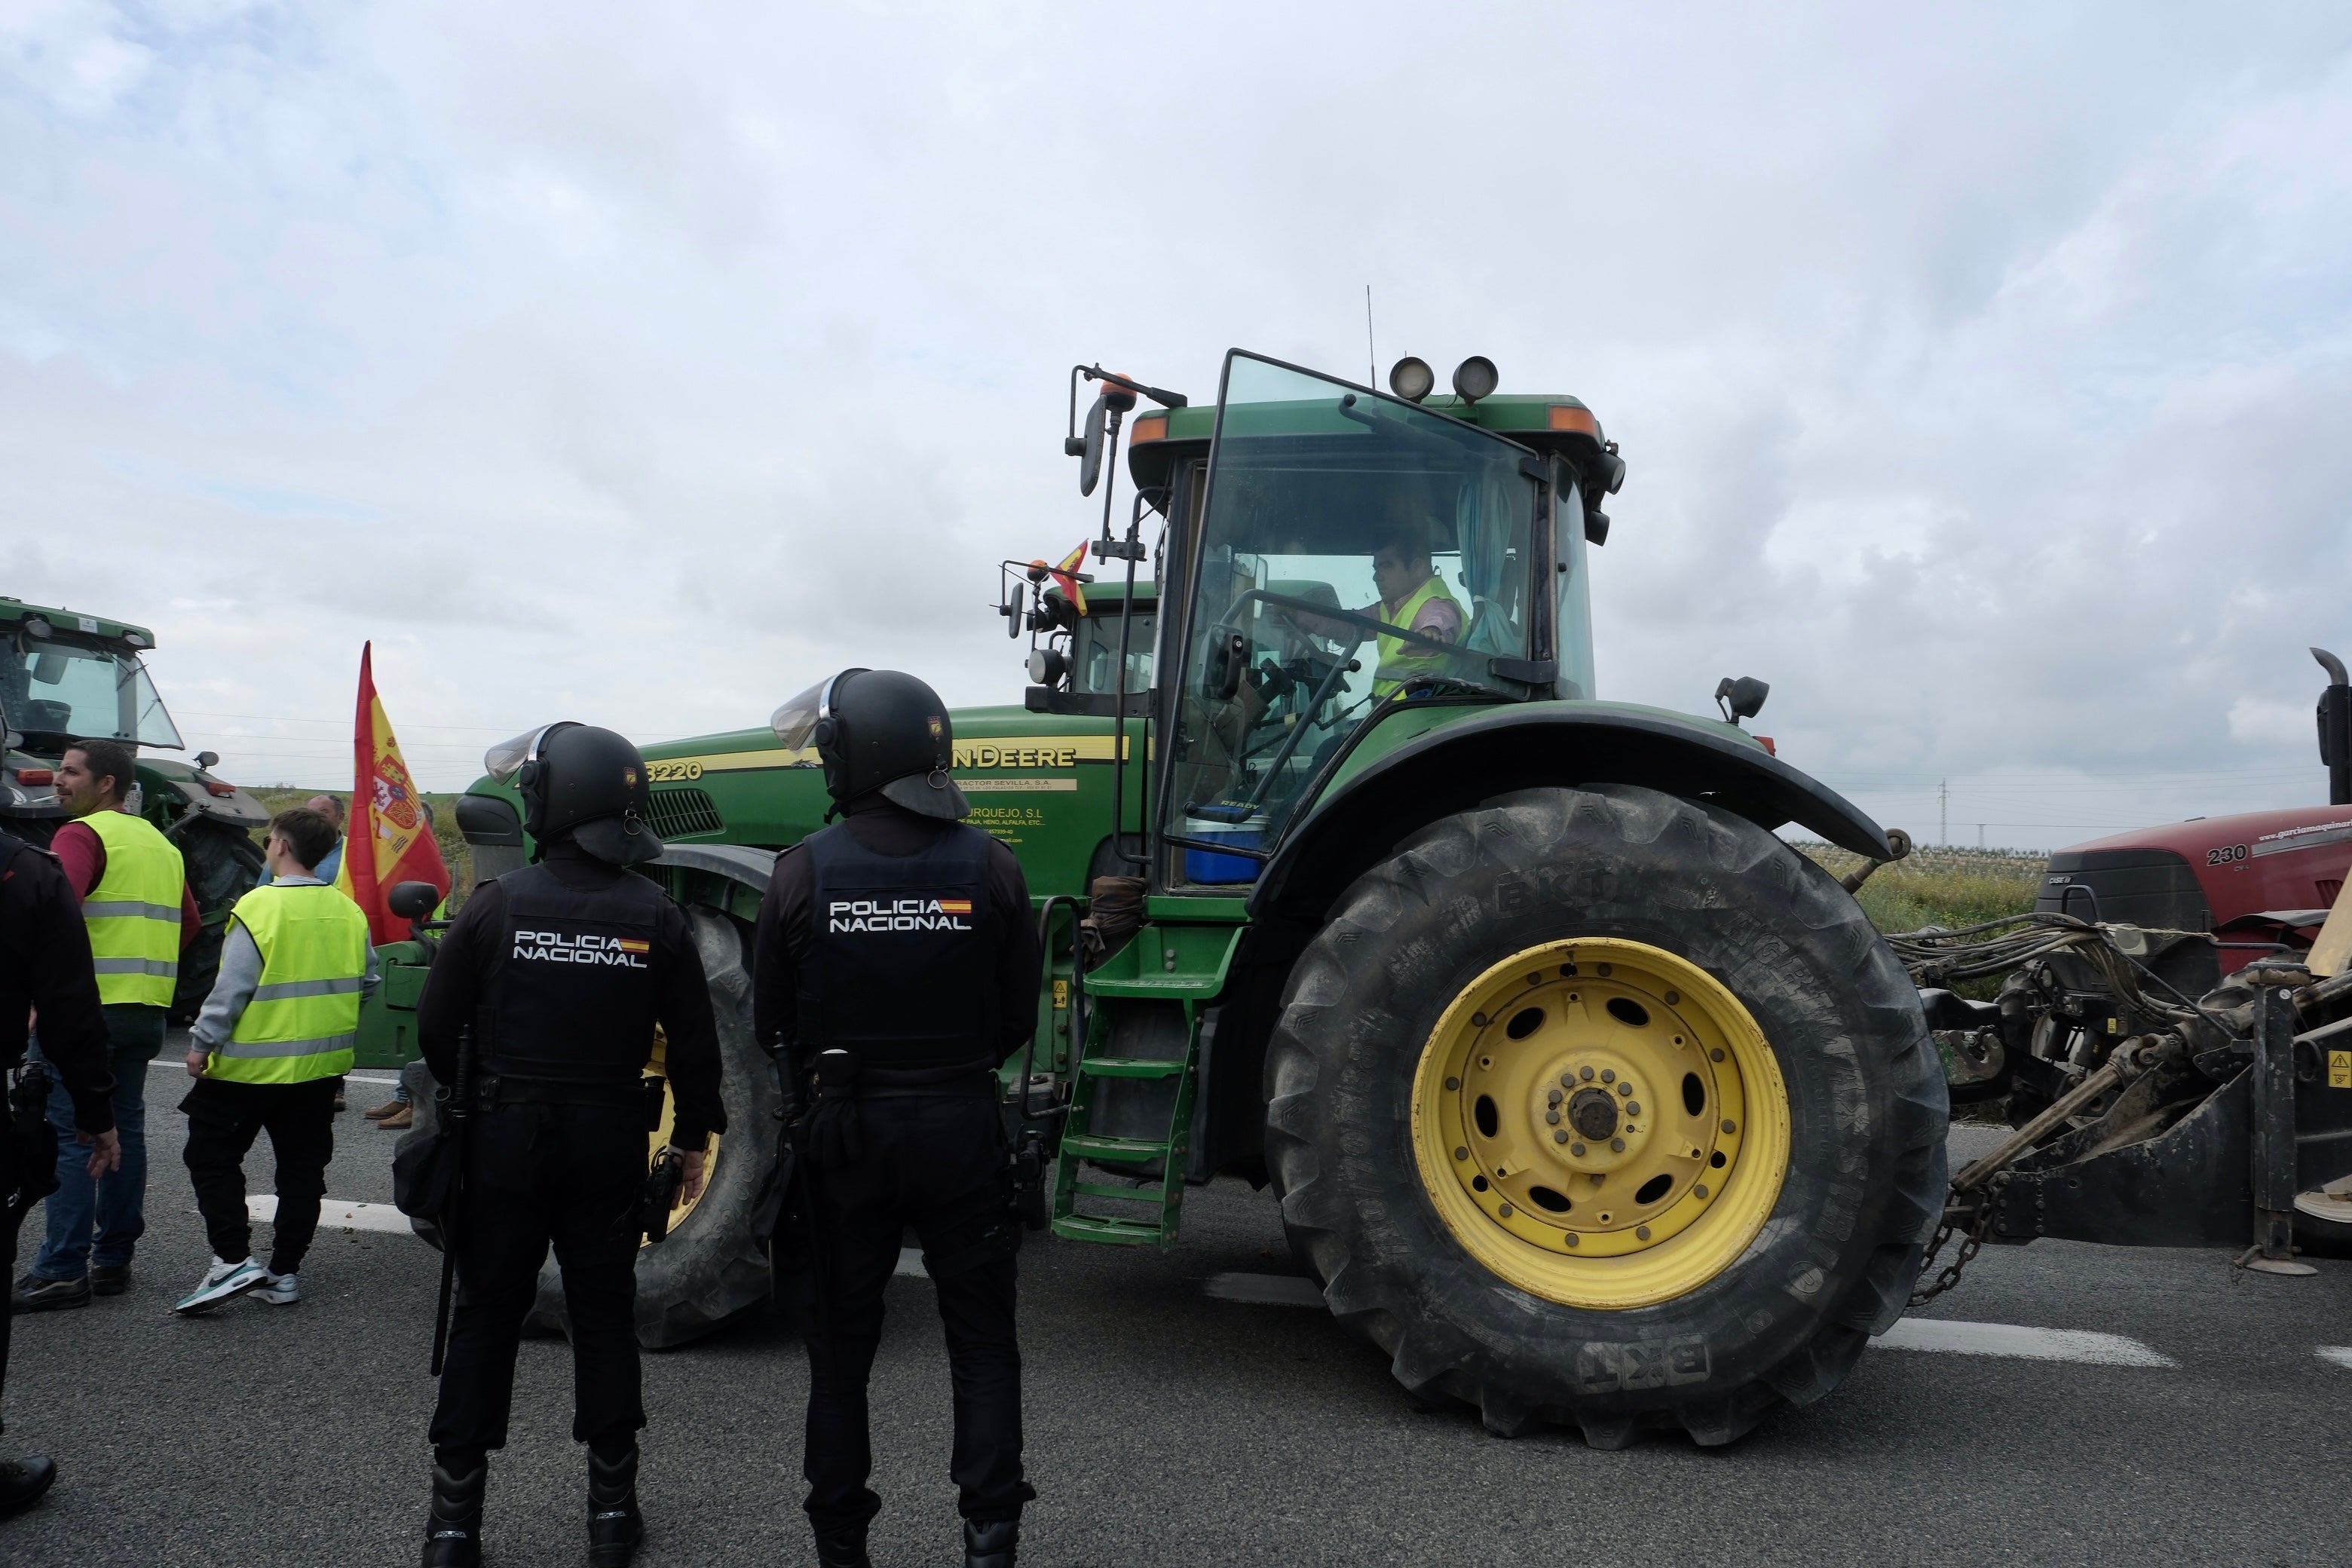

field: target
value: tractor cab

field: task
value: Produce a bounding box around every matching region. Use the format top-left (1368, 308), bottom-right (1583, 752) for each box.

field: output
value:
top-left (1027, 351), bottom-right (1628, 890)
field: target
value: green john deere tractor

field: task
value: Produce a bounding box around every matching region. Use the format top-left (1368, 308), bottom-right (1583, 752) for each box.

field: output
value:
top-left (382, 351), bottom-right (1946, 1445)
top-left (1, 596), bottom-right (273, 1021)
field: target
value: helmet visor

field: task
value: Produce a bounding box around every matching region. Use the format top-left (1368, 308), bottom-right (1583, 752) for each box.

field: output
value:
top-left (768, 669), bottom-right (867, 752)
top-left (483, 722), bottom-right (560, 783)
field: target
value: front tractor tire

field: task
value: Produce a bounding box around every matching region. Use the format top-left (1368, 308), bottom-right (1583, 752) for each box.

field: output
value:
top-left (1265, 785), bottom-right (1947, 1448)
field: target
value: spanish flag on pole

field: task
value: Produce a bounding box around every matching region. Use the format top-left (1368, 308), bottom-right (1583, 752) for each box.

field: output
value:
top-left (348, 642), bottom-right (452, 945)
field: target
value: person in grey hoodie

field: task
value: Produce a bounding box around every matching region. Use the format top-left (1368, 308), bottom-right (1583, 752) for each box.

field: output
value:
top-left (174, 808), bottom-right (378, 1314)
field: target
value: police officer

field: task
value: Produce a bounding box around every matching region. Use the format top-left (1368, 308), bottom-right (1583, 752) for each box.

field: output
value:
top-left (753, 669), bottom-right (1041, 1568)
top-left (0, 817), bottom-right (122, 1511)
top-left (412, 724), bottom-right (723, 1568)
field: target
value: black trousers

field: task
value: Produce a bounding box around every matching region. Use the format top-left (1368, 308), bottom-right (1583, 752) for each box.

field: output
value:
top-left (2, 1105), bottom-right (16, 1435)
top-left (179, 1076), bottom-right (336, 1276)
top-left (803, 1093), bottom-right (1031, 1533)
top-left (428, 1101), bottom-right (645, 1453)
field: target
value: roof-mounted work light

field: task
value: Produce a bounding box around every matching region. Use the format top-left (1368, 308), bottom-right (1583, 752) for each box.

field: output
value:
top-left (1451, 356), bottom-right (1499, 405)
top-left (1387, 357), bottom-right (1435, 403)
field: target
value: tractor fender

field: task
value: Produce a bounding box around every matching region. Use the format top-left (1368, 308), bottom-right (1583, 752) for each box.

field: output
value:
top-left (1249, 704), bottom-right (1896, 929)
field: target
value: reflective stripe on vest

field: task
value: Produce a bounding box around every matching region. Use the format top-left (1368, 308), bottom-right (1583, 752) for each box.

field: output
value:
top-left (81, 810), bottom-right (185, 1007)
top-left (1372, 575), bottom-right (1463, 700)
top-left (213, 883), bottom-right (371, 1085)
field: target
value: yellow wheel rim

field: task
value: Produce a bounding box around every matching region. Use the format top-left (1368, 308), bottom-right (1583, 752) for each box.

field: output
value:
top-left (1409, 937), bottom-right (1790, 1310)
top-left (644, 1027), bottom-right (720, 1245)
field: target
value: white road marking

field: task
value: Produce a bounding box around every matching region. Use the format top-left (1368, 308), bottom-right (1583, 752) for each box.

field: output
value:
top-left (246, 1195), bottom-right (414, 1236)
top-left (1880, 1318), bottom-right (2176, 1366)
top-left (2315, 1347), bottom-right (2352, 1371)
top-left (1203, 1272), bottom-right (1325, 1308)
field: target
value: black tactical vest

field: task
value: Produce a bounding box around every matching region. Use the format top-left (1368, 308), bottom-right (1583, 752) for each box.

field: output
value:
top-left (488, 862), bottom-right (664, 1082)
top-left (800, 820), bottom-right (997, 1070)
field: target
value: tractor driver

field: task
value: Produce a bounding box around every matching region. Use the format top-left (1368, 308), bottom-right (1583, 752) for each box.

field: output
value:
top-left (1364, 514), bottom-right (1463, 700)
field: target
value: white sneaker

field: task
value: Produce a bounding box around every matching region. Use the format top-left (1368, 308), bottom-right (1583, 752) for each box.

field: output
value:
top-left (172, 1256), bottom-right (267, 1315)
top-left (253, 1270), bottom-right (299, 1306)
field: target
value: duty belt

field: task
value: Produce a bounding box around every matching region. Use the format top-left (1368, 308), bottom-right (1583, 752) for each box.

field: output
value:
top-left (844, 1064), bottom-right (997, 1101)
top-left (482, 1075), bottom-right (646, 1109)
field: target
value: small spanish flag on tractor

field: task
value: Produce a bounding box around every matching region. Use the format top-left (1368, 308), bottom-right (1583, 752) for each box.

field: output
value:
top-left (346, 642), bottom-right (453, 945)
top-left (1050, 542), bottom-right (1089, 617)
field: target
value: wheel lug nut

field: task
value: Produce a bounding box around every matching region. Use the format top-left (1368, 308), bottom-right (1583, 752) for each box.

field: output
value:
top-left (1580, 1066), bottom-right (1595, 1081)
top-left (1625, 1102), bottom-right (1640, 1116)
top-left (1722, 1119), bottom-right (1737, 1134)
top-left (1560, 1073), bottom-right (1573, 1089)
top-left (1609, 1137), bottom-right (1625, 1152)
top-left (1554, 1130), bottom-right (1569, 1144)
top-left (1635, 1225), bottom-right (1652, 1240)
top-left (1548, 1089), bottom-right (1563, 1107)
top-left (1600, 1068), bottom-right (1615, 1083)
top-left (1545, 1110), bottom-right (1560, 1125)
top-left (1570, 1143), bottom-right (1586, 1156)
top-left (1616, 1082), bottom-right (1632, 1097)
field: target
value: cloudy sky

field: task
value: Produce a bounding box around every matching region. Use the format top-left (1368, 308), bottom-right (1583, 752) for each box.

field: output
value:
top-left (5, 2), bottom-right (2349, 850)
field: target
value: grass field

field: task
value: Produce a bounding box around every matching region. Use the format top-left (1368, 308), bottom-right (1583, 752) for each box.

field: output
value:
top-left (1796, 842), bottom-right (2045, 934)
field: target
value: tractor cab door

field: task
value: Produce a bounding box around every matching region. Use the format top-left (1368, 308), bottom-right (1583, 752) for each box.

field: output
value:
top-left (1156, 351), bottom-right (1550, 890)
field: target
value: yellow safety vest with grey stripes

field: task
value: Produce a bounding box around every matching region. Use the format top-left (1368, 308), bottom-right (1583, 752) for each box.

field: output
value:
top-left (211, 883), bottom-right (371, 1085)
top-left (1371, 574), bottom-right (1463, 700)
top-left (81, 809), bottom-right (185, 1008)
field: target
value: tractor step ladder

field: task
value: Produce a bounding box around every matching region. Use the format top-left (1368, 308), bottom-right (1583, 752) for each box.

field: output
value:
top-left (1049, 997), bottom-right (1199, 1248)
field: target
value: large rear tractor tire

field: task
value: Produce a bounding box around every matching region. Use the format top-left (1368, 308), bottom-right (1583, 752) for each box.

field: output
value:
top-left (170, 821), bottom-right (266, 1025)
top-left (1265, 785), bottom-right (1947, 1448)
top-left (400, 905), bottom-right (780, 1349)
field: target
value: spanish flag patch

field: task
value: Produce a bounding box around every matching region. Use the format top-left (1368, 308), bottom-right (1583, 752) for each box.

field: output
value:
top-left (615, 938), bottom-right (652, 954)
top-left (936, 899), bottom-right (974, 916)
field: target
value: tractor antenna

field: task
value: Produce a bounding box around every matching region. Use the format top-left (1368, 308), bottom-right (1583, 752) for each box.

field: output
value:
top-left (1364, 285), bottom-right (1376, 384)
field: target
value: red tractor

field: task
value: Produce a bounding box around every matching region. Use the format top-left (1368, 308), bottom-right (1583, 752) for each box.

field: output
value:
top-left (1897, 648), bottom-right (2352, 1290)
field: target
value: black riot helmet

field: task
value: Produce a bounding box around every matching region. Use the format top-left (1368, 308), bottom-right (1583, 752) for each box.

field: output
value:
top-left (770, 669), bottom-right (968, 820)
top-left (484, 721), bottom-right (663, 866)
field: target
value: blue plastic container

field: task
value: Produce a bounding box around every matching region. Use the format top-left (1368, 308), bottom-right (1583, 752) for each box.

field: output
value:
top-left (1182, 827), bottom-right (1265, 885)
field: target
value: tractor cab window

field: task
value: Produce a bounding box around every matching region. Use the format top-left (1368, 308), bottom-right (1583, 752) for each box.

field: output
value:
top-left (0, 635), bottom-right (183, 750)
top-left (1162, 354), bottom-right (1539, 881)
top-left (1071, 606), bottom-right (1154, 696)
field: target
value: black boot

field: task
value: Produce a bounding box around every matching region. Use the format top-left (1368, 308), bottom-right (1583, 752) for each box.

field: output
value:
top-left (964, 1517), bottom-right (1019, 1568)
top-left (586, 1444), bottom-right (644, 1568)
top-left (0, 1455), bottom-right (57, 1514)
top-left (813, 1524), bottom-right (872, 1568)
top-left (421, 1454), bottom-right (485, 1568)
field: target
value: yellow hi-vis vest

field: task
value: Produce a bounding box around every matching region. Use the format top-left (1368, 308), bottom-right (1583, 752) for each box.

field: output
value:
top-left (81, 808), bottom-right (185, 1008)
top-left (1371, 574), bottom-right (1464, 700)
top-left (212, 883), bottom-right (370, 1085)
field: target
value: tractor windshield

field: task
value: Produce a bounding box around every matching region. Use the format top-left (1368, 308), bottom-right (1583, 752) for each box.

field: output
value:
top-left (1162, 353), bottom-right (1539, 876)
top-left (0, 635), bottom-right (183, 751)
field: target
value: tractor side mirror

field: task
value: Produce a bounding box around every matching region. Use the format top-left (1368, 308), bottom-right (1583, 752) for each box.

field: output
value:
top-left (194, 750), bottom-right (220, 770)
top-left (387, 881), bottom-right (441, 920)
top-left (2317, 647), bottom-right (2350, 806)
top-left (1078, 394), bottom-right (1109, 497)
top-left (1715, 675), bottom-right (1770, 725)
top-left (1001, 581), bottom-right (1025, 639)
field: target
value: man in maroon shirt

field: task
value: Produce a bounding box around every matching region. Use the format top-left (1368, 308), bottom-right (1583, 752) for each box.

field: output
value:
top-left (10, 740), bottom-right (200, 1313)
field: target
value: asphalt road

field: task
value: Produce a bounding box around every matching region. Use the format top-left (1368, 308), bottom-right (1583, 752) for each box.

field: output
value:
top-left (7, 1061), bottom-right (2351, 1568)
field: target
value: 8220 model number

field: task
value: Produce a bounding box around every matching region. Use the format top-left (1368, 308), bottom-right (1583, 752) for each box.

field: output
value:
top-left (647, 760), bottom-right (703, 782)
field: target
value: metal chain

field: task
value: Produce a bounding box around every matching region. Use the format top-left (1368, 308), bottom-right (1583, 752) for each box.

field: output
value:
top-left (1908, 1203), bottom-right (1992, 1309)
